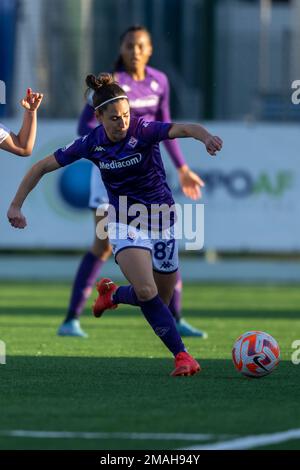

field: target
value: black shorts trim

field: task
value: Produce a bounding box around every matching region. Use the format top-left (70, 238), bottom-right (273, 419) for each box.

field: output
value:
top-left (153, 267), bottom-right (179, 275)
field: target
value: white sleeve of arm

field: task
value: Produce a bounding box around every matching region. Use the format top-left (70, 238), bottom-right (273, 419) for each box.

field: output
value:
top-left (0, 123), bottom-right (10, 144)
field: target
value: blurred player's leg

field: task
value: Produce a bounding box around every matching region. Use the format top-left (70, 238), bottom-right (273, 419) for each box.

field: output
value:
top-left (57, 213), bottom-right (111, 337)
top-left (169, 271), bottom-right (208, 338)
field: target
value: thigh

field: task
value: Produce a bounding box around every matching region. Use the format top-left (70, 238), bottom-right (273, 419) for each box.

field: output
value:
top-left (116, 248), bottom-right (157, 297)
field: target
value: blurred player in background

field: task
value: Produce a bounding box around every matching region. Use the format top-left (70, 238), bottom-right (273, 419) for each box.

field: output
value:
top-left (58, 25), bottom-right (207, 339)
top-left (0, 88), bottom-right (43, 156)
top-left (7, 74), bottom-right (222, 375)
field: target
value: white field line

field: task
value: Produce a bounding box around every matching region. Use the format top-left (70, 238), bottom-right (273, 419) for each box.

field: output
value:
top-left (181, 428), bottom-right (300, 450)
top-left (0, 430), bottom-right (215, 442)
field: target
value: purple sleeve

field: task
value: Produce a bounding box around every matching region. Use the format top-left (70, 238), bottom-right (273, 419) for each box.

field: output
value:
top-left (54, 135), bottom-right (89, 167)
top-left (156, 75), bottom-right (186, 169)
top-left (137, 119), bottom-right (172, 144)
top-left (77, 104), bottom-right (98, 136)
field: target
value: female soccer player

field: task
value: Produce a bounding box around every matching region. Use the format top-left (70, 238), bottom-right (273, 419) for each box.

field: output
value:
top-left (0, 88), bottom-right (43, 156)
top-left (7, 74), bottom-right (222, 376)
top-left (59, 25), bottom-right (206, 338)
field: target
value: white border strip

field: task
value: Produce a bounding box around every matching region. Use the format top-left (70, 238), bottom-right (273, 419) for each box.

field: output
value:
top-left (182, 428), bottom-right (300, 450)
top-left (0, 430), bottom-right (214, 442)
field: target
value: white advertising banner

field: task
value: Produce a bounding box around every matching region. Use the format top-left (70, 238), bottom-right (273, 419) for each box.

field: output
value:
top-left (0, 119), bottom-right (299, 251)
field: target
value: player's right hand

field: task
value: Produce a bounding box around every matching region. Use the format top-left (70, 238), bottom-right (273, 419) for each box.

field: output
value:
top-left (7, 205), bottom-right (27, 229)
top-left (21, 88), bottom-right (44, 112)
top-left (205, 135), bottom-right (223, 157)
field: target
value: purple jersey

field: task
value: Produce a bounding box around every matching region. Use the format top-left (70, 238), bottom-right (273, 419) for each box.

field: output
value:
top-left (54, 117), bottom-right (175, 226)
top-left (78, 66), bottom-right (185, 168)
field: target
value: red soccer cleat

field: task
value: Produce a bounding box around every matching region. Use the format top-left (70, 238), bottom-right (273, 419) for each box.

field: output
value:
top-left (93, 278), bottom-right (118, 318)
top-left (171, 351), bottom-right (201, 377)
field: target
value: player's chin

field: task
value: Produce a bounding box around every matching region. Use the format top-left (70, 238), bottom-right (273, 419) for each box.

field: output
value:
top-left (114, 130), bottom-right (127, 139)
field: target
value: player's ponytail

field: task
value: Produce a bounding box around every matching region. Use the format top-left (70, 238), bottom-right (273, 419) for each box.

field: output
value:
top-left (85, 73), bottom-right (127, 112)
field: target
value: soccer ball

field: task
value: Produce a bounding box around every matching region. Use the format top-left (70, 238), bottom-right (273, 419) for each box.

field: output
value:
top-left (232, 331), bottom-right (280, 378)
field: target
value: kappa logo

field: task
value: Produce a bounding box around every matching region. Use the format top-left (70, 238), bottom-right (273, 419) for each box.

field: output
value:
top-left (94, 145), bottom-right (106, 152)
top-left (160, 261), bottom-right (174, 270)
top-left (128, 137), bottom-right (138, 148)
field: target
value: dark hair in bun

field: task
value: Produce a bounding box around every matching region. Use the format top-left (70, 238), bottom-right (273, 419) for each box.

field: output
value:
top-left (85, 73), bottom-right (127, 112)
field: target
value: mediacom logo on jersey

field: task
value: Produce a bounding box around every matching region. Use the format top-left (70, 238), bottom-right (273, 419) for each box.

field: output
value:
top-left (98, 153), bottom-right (142, 170)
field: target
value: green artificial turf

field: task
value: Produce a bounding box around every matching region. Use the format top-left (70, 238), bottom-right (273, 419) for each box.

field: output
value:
top-left (0, 282), bottom-right (299, 450)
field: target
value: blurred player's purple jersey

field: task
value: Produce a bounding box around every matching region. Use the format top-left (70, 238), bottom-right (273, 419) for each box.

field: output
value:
top-left (54, 117), bottom-right (175, 224)
top-left (78, 66), bottom-right (185, 168)
top-left (115, 67), bottom-right (170, 121)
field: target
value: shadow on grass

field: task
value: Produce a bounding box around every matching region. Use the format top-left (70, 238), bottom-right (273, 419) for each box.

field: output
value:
top-left (0, 356), bottom-right (298, 450)
top-left (0, 356), bottom-right (296, 387)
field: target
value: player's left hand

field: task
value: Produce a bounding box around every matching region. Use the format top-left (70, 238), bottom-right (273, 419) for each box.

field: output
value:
top-left (178, 165), bottom-right (205, 200)
top-left (20, 88), bottom-right (44, 112)
top-left (205, 135), bottom-right (223, 157)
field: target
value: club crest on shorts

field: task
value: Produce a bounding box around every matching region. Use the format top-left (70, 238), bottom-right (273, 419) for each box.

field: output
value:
top-left (127, 231), bottom-right (136, 241)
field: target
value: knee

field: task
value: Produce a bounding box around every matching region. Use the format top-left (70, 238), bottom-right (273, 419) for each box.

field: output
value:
top-left (135, 284), bottom-right (158, 302)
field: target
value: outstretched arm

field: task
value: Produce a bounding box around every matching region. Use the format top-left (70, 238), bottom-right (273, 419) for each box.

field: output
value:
top-left (0, 88), bottom-right (43, 156)
top-left (7, 154), bottom-right (61, 228)
top-left (168, 123), bottom-right (223, 156)
top-left (157, 76), bottom-right (205, 200)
